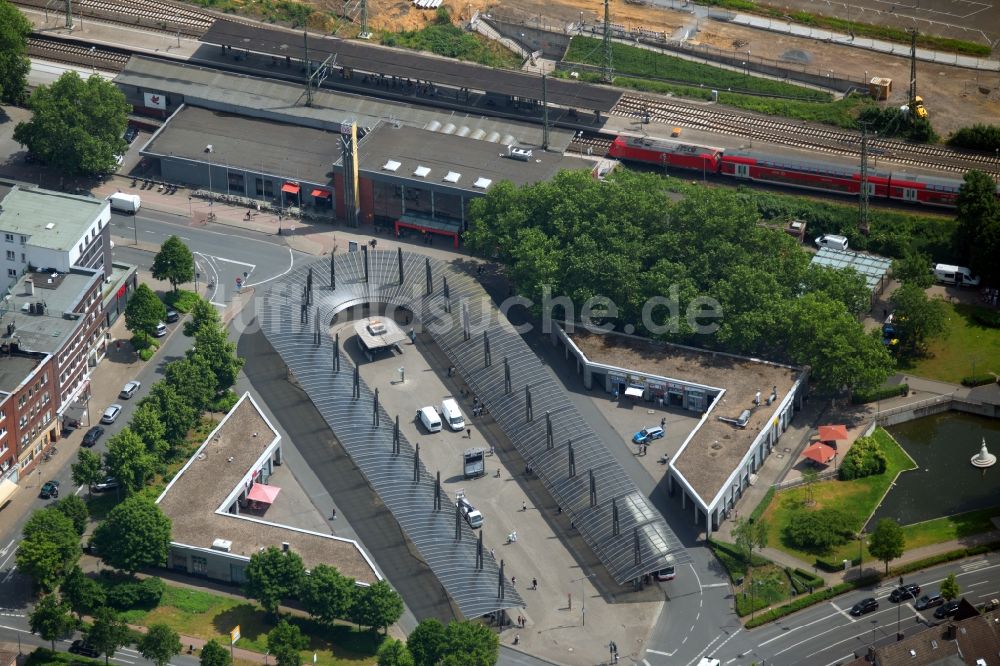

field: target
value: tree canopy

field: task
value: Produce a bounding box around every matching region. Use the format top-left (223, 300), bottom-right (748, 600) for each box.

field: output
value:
top-left (243, 547), bottom-right (306, 617)
top-left (351, 580), bottom-right (404, 634)
top-left (868, 518), bottom-right (905, 573)
top-left (377, 639), bottom-right (414, 666)
top-left (954, 170), bottom-right (1000, 287)
top-left (301, 564), bottom-right (355, 625)
top-left (940, 572), bottom-right (960, 601)
top-left (440, 621), bottom-right (499, 666)
top-left (17, 508), bottom-right (81, 593)
top-left (88, 607), bottom-right (130, 665)
top-left (889, 283), bottom-right (947, 358)
top-left (52, 494), bottom-right (89, 536)
top-left (200, 639), bottom-right (232, 666)
top-left (13, 71), bottom-right (129, 175)
top-left (267, 620), bottom-right (308, 666)
top-left (125, 284), bottom-right (167, 343)
top-left (60, 565), bottom-right (106, 620)
top-left (139, 624), bottom-right (182, 666)
top-left (0, 1), bottom-right (31, 104)
top-left (72, 448), bottom-right (105, 496)
top-left (190, 323), bottom-right (244, 393)
top-left (466, 170), bottom-right (893, 392)
top-left (141, 382), bottom-right (198, 447)
top-left (406, 619), bottom-right (446, 666)
top-left (152, 236), bottom-right (196, 293)
top-left (93, 495), bottom-right (172, 574)
top-left (29, 594), bottom-right (74, 650)
top-left (103, 428), bottom-right (156, 495)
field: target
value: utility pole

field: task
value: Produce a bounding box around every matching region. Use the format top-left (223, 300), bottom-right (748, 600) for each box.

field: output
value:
top-left (908, 28), bottom-right (917, 106)
top-left (542, 73), bottom-right (549, 151)
top-left (601, 0), bottom-right (613, 83)
top-left (304, 30), bottom-right (312, 106)
top-left (359, 0), bottom-right (371, 39)
top-left (65, 0), bottom-right (73, 29)
top-left (858, 121), bottom-right (871, 235)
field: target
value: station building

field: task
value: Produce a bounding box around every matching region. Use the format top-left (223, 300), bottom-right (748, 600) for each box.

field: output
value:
top-left (554, 327), bottom-right (807, 538)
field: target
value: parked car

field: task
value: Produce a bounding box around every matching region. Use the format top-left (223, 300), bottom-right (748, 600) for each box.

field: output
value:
top-left (654, 565), bottom-right (676, 582)
top-left (165, 308), bottom-right (180, 323)
top-left (93, 476), bottom-right (119, 492)
top-left (915, 594), bottom-right (944, 611)
top-left (100, 404), bottom-right (122, 424)
top-left (124, 127), bottom-right (138, 144)
top-left (815, 234), bottom-right (849, 251)
top-left (119, 380), bottom-right (141, 400)
top-left (39, 480), bottom-right (60, 499)
top-left (632, 426), bottom-right (665, 445)
top-left (154, 322), bottom-right (167, 337)
top-left (889, 583), bottom-right (921, 602)
top-left (850, 598), bottom-right (879, 616)
top-left (69, 640), bottom-right (100, 658)
top-left (82, 426), bottom-right (105, 447)
top-left (934, 600), bottom-right (961, 619)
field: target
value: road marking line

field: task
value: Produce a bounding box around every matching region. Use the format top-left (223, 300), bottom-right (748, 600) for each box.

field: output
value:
top-left (212, 256), bottom-right (257, 268)
top-left (696, 612), bottom-right (700, 621)
top-left (74, 485), bottom-right (84, 495)
top-left (975, 590), bottom-right (1000, 598)
top-left (645, 649), bottom-right (675, 656)
top-left (681, 635), bottom-right (688, 644)
top-left (2, 565), bottom-right (17, 584)
top-left (644, 660), bottom-right (652, 666)
top-left (685, 632), bottom-right (724, 666)
top-left (0, 539), bottom-right (14, 557)
top-left (830, 601), bottom-right (855, 622)
top-left (824, 655), bottom-right (855, 666)
top-left (245, 247), bottom-right (295, 288)
top-left (961, 560), bottom-right (989, 571)
top-left (967, 580), bottom-right (989, 587)
top-left (758, 609), bottom-right (845, 647)
top-left (210, 301), bottom-right (227, 307)
top-left (701, 583), bottom-right (728, 588)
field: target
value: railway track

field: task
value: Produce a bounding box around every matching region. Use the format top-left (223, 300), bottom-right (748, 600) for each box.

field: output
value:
top-left (568, 132), bottom-right (613, 156)
top-left (13, 0), bottom-right (232, 37)
top-left (27, 36), bottom-right (131, 72)
top-left (614, 95), bottom-right (1000, 176)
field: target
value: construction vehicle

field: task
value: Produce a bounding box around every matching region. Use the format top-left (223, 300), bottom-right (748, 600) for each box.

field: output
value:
top-left (910, 95), bottom-right (928, 119)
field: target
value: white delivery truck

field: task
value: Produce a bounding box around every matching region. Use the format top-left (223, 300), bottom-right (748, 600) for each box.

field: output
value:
top-left (107, 193), bottom-right (141, 214)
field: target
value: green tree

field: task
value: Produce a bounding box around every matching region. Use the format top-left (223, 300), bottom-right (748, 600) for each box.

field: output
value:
top-left (139, 624), bottom-right (182, 666)
top-left (28, 594), bottom-right (74, 650)
top-left (733, 517), bottom-right (769, 566)
top-left (190, 323), bottom-right (244, 393)
top-left (782, 508), bottom-right (853, 553)
top-left (351, 580), bottom-right (404, 634)
top-left (71, 448), bottom-right (105, 497)
top-left (16, 508), bottom-right (80, 593)
top-left (889, 283), bottom-right (947, 358)
top-left (88, 607), bottom-right (130, 666)
top-left (60, 565), bottom-right (106, 620)
top-left (125, 284), bottom-right (167, 344)
top-left (184, 297), bottom-right (222, 337)
top-left (441, 621), bottom-right (499, 666)
top-left (800, 265), bottom-right (870, 317)
top-left (801, 468), bottom-right (818, 506)
top-left (142, 383), bottom-right (198, 447)
top-left (0, 0), bottom-right (31, 104)
top-left (301, 564), bottom-right (355, 625)
top-left (267, 619), bottom-right (307, 666)
top-left (92, 495), bottom-right (171, 574)
top-left (164, 356), bottom-right (217, 412)
top-left (955, 170), bottom-right (1000, 286)
top-left (130, 401), bottom-right (169, 459)
top-left (243, 547), bottom-right (306, 617)
top-left (152, 236), bottom-right (195, 294)
top-left (103, 428), bottom-right (156, 495)
top-left (377, 639), bottom-right (414, 666)
top-left (13, 71), bottom-right (129, 175)
top-left (406, 619), bottom-right (447, 666)
top-left (892, 249), bottom-right (934, 289)
top-left (868, 518), bottom-right (905, 574)
top-left (52, 494), bottom-right (89, 536)
top-left (940, 572), bottom-right (960, 601)
top-left (200, 640), bottom-right (232, 666)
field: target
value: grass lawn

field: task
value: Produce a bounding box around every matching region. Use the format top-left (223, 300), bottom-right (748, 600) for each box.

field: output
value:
top-left (900, 301), bottom-right (1000, 383)
top-left (901, 507), bottom-right (1000, 550)
top-left (122, 586), bottom-right (381, 666)
top-left (734, 564), bottom-right (792, 615)
top-left (760, 428), bottom-right (916, 566)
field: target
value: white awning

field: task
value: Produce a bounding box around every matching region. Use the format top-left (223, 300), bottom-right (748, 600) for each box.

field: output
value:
top-left (0, 478), bottom-right (18, 506)
top-left (624, 386), bottom-right (643, 398)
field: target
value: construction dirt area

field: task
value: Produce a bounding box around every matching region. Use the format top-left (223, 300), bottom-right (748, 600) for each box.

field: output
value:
top-left (320, 0), bottom-right (1000, 138)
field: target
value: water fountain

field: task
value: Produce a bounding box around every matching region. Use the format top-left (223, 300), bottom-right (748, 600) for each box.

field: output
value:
top-left (971, 438), bottom-right (997, 469)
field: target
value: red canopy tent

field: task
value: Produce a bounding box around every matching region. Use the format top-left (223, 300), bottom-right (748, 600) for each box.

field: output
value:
top-left (247, 483), bottom-right (281, 505)
top-left (802, 442), bottom-right (837, 465)
top-left (818, 424), bottom-right (849, 442)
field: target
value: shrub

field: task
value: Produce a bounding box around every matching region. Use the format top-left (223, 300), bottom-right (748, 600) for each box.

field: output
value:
top-left (947, 124), bottom-right (1000, 152)
top-left (744, 575), bottom-right (880, 628)
top-left (971, 309), bottom-right (1000, 328)
top-left (838, 435), bottom-right (887, 480)
top-left (750, 486), bottom-right (776, 522)
top-left (102, 574), bottom-right (166, 610)
top-left (139, 348), bottom-right (156, 362)
top-left (782, 508), bottom-right (854, 552)
top-left (210, 391), bottom-right (239, 413)
top-left (852, 383), bottom-right (908, 404)
top-left (961, 375), bottom-right (996, 387)
top-left (793, 568), bottom-right (825, 589)
top-left (708, 539), bottom-right (769, 580)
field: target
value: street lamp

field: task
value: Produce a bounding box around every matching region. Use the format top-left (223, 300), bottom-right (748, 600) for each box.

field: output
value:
top-left (572, 573), bottom-right (597, 626)
top-left (896, 576), bottom-right (906, 640)
top-left (858, 531), bottom-right (865, 574)
top-left (133, 215), bottom-right (138, 246)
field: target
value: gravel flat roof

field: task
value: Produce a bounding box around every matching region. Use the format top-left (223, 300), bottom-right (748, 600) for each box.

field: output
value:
top-left (158, 394), bottom-right (378, 583)
top-left (570, 331), bottom-right (799, 505)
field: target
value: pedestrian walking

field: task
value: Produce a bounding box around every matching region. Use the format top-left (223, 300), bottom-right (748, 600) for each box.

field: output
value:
top-left (521, 501), bottom-right (527, 512)
top-left (447, 365), bottom-right (455, 377)
top-left (466, 428), bottom-right (472, 438)
top-left (511, 576), bottom-right (517, 586)
top-left (489, 444), bottom-right (495, 456)
top-left (531, 577), bottom-right (538, 590)
top-left (660, 417), bottom-right (666, 428)
top-left (489, 547), bottom-right (495, 559)
top-left (495, 469), bottom-right (502, 478)
top-left (511, 531), bottom-right (517, 542)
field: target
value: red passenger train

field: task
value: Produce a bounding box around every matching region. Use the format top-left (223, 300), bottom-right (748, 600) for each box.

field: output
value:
top-left (607, 135), bottom-right (997, 210)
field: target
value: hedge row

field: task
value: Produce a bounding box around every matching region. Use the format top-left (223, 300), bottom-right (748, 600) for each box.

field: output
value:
top-left (708, 539), bottom-right (770, 580)
top-left (961, 375), bottom-right (997, 387)
top-left (750, 486), bottom-right (776, 523)
top-left (793, 568), bottom-right (825, 589)
top-left (785, 568), bottom-right (822, 595)
top-left (852, 383), bottom-right (908, 404)
top-left (972, 309), bottom-right (1000, 328)
top-left (744, 575), bottom-right (880, 629)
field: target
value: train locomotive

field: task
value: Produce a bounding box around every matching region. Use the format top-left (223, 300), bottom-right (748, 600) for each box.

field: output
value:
top-left (607, 135), bottom-right (999, 210)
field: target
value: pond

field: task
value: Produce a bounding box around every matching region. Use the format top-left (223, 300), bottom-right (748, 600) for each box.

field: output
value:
top-left (869, 411), bottom-right (1000, 527)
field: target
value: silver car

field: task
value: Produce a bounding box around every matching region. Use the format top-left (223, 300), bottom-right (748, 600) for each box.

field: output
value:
top-left (119, 381), bottom-right (141, 400)
top-left (100, 404), bottom-right (122, 424)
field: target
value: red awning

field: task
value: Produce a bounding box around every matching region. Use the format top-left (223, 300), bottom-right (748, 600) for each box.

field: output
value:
top-left (818, 424), bottom-right (849, 442)
top-left (247, 483), bottom-right (281, 504)
top-left (802, 442), bottom-right (837, 465)
top-left (281, 182), bottom-right (300, 195)
top-left (311, 188), bottom-right (331, 198)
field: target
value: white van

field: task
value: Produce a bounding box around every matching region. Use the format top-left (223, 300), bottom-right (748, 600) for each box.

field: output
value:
top-left (814, 234), bottom-right (849, 251)
top-left (107, 193), bottom-right (140, 214)
top-left (417, 406), bottom-right (442, 433)
top-left (933, 263), bottom-right (980, 287)
top-left (440, 398), bottom-right (465, 431)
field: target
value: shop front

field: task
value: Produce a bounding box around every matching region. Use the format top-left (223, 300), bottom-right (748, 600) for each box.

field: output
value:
top-left (604, 371), bottom-right (713, 414)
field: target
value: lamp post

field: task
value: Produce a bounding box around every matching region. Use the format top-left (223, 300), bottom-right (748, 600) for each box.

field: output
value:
top-left (896, 576), bottom-right (905, 640)
top-left (572, 573), bottom-right (597, 626)
top-left (858, 531), bottom-right (865, 575)
top-left (133, 215), bottom-right (138, 246)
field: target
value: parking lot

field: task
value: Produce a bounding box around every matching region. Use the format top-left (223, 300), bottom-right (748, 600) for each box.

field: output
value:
top-left (338, 309), bottom-right (666, 658)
